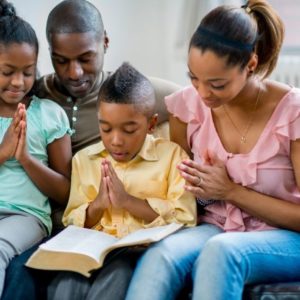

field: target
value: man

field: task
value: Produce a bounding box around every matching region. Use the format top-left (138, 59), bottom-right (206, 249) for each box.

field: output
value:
top-left (37, 0), bottom-right (177, 154)
top-left (3, 1), bottom-right (181, 299)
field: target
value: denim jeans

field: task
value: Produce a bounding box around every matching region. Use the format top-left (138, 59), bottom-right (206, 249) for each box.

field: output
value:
top-left (126, 224), bottom-right (300, 300)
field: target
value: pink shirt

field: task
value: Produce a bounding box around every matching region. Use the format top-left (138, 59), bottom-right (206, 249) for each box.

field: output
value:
top-left (165, 85), bottom-right (300, 232)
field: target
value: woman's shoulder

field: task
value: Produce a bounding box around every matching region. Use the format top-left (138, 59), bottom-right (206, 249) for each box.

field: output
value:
top-left (265, 80), bottom-right (300, 104)
top-left (165, 85), bottom-right (208, 123)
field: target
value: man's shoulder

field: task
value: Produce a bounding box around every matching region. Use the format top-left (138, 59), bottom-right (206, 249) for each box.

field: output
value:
top-left (35, 74), bottom-right (56, 99)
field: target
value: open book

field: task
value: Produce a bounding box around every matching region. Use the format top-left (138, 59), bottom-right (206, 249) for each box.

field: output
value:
top-left (26, 222), bottom-right (183, 277)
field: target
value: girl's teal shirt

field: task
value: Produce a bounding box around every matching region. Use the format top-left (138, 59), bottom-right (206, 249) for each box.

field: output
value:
top-left (0, 96), bottom-right (71, 234)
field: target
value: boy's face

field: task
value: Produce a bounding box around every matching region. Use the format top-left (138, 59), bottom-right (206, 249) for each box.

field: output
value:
top-left (98, 102), bottom-right (156, 162)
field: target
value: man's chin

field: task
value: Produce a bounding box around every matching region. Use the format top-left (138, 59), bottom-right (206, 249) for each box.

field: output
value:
top-left (67, 87), bottom-right (91, 98)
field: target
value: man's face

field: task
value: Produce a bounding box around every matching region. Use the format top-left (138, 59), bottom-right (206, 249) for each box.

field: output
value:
top-left (49, 31), bottom-right (106, 98)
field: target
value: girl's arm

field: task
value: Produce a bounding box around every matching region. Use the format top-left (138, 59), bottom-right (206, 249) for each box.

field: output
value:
top-left (19, 133), bottom-right (72, 206)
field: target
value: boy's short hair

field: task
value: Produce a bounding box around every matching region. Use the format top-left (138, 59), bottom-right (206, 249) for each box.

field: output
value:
top-left (98, 62), bottom-right (156, 118)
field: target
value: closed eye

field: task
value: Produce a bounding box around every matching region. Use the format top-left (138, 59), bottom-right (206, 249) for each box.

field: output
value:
top-left (211, 84), bottom-right (226, 90)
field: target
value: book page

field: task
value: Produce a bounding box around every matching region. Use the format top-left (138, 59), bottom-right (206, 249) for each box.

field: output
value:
top-left (40, 226), bottom-right (118, 262)
top-left (113, 223), bottom-right (183, 247)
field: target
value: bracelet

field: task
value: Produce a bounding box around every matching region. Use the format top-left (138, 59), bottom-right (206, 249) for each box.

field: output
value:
top-left (196, 198), bottom-right (216, 207)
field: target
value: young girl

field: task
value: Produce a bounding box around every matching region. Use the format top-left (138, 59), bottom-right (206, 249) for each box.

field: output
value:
top-left (126, 1), bottom-right (300, 300)
top-left (0, 0), bottom-right (72, 296)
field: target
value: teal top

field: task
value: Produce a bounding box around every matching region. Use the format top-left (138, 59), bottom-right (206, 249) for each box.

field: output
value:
top-left (0, 96), bottom-right (71, 234)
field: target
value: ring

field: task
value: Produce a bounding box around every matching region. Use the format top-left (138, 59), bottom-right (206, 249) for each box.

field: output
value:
top-left (196, 177), bottom-right (202, 186)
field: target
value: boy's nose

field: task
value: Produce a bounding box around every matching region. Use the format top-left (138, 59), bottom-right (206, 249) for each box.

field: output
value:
top-left (111, 133), bottom-right (124, 146)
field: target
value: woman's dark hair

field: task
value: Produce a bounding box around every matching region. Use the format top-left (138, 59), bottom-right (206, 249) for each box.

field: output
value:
top-left (0, 0), bottom-right (39, 54)
top-left (189, 0), bottom-right (284, 78)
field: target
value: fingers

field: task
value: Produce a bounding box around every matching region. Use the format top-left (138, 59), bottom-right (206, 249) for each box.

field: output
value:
top-left (179, 168), bottom-right (203, 187)
top-left (184, 183), bottom-right (206, 199)
top-left (180, 159), bottom-right (208, 173)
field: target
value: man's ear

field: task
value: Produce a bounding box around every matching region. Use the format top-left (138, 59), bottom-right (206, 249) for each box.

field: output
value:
top-left (148, 113), bottom-right (158, 134)
top-left (104, 30), bottom-right (109, 53)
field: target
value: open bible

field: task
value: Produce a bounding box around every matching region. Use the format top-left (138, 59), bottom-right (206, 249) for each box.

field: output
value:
top-left (26, 222), bottom-right (183, 277)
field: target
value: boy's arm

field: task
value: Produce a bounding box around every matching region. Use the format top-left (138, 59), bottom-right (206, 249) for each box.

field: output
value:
top-left (62, 154), bottom-right (101, 228)
top-left (107, 145), bottom-right (196, 227)
top-left (144, 145), bottom-right (197, 227)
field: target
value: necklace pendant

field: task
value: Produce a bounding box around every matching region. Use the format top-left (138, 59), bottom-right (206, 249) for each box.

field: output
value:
top-left (240, 136), bottom-right (246, 143)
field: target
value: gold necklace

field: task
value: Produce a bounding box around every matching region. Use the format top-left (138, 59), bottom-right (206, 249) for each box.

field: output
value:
top-left (223, 84), bottom-right (262, 144)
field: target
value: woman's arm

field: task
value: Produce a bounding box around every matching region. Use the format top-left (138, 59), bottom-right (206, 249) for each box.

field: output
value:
top-left (169, 114), bottom-right (192, 157)
top-left (179, 139), bottom-right (300, 232)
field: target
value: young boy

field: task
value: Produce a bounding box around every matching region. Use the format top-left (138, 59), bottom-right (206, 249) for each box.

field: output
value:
top-left (48, 62), bottom-right (196, 300)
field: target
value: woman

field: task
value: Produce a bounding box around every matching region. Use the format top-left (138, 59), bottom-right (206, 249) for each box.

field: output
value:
top-left (125, 1), bottom-right (300, 299)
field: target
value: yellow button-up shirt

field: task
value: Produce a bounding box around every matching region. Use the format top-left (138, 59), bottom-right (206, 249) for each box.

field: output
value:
top-left (63, 135), bottom-right (196, 238)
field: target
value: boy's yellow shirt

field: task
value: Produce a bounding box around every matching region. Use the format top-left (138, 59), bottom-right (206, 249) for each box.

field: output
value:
top-left (63, 135), bottom-right (196, 238)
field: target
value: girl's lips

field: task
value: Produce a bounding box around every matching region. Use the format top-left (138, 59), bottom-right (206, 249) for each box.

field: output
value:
top-left (6, 89), bottom-right (24, 97)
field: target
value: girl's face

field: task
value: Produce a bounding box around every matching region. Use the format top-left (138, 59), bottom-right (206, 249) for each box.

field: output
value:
top-left (187, 47), bottom-right (248, 108)
top-left (0, 42), bottom-right (37, 108)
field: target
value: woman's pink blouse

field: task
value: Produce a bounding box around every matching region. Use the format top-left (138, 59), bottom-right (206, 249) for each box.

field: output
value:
top-left (165, 85), bottom-right (300, 232)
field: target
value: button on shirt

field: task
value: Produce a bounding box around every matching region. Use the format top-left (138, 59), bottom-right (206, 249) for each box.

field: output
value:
top-left (62, 135), bottom-right (196, 238)
top-left (36, 73), bottom-right (108, 154)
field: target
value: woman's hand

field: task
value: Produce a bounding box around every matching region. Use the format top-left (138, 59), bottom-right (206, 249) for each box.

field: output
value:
top-left (177, 151), bottom-right (236, 201)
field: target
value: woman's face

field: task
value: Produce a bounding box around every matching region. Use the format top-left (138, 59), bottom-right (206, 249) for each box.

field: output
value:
top-left (187, 47), bottom-right (248, 108)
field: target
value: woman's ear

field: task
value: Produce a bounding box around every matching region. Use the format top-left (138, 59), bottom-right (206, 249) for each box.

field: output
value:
top-left (246, 53), bottom-right (258, 75)
top-left (147, 114), bottom-right (158, 134)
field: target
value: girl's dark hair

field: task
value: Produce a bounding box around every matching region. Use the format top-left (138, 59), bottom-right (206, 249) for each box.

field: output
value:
top-left (189, 0), bottom-right (284, 78)
top-left (0, 0), bottom-right (39, 95)
top-left (0, 0), bottom-right (39, 54)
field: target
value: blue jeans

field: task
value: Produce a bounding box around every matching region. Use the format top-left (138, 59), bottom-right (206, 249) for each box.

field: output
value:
top-left (126, 224), bottom-right (300, 300)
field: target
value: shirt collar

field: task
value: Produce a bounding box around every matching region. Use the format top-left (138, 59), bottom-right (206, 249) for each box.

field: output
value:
top-left (43, 71), bottom-right (108, 104)
top-left (87, 134), bottom-right (159, 162)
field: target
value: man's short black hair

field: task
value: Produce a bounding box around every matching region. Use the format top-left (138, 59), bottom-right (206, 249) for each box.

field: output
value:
top-left (46, 0), bottom-right (104, 42)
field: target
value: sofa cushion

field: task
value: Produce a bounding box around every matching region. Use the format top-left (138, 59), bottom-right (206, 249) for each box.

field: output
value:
top-left (243, 282), bottom-right (300, 300)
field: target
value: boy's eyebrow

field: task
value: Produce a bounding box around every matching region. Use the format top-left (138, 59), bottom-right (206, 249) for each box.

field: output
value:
top-left (99, 120), bottom-right (138, 125)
